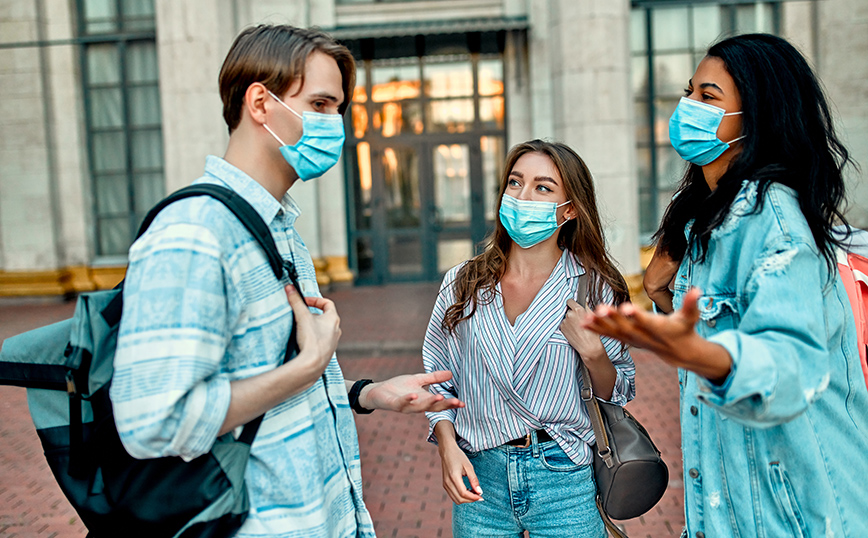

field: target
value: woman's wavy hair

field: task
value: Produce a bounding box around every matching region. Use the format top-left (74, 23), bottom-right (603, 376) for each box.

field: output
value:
top-left (441, 139), bottom-right (630, 334)
top-left (655, 33), bottom-right (854, 273)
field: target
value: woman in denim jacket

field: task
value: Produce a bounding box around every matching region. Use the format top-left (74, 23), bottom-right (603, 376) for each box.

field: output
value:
top-left (585, 34), bottom-right (868, 537)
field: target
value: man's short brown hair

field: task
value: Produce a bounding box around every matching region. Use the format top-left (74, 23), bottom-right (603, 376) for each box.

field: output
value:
top-left (218, 25), bottom-right (355, 132)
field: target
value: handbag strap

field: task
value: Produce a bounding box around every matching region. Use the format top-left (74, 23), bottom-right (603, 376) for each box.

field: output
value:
top-left (575, 272), bottom-right (615, 469)
top-left (576, 272), bottom-right (631, 537)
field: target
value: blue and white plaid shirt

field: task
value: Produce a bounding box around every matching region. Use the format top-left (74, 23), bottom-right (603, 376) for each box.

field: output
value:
top-left (111, 156), bottom-right (374, 538)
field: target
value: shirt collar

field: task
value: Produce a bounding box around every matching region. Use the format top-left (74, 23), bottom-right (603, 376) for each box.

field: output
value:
top-left (201, 155), bottom-right (301, 226)
top-left (562, 248), bottom-right (586, 280)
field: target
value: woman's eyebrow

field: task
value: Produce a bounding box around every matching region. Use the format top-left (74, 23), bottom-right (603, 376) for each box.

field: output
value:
top-left (699, 82), bottom-right (724, 94)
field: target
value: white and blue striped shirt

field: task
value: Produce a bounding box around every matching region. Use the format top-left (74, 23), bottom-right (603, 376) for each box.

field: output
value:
top-left (111, 156), bottom-right (374, 538)
top-left (424, 249), bottom-right (635, 464)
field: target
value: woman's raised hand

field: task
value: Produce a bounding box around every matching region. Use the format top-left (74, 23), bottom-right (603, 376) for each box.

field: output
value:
top-left (582, 288), bottom-right (732, 382)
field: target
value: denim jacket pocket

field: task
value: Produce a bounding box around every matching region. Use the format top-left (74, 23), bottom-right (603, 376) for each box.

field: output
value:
top-left (768, 462), bottom-right (808, 538)
top-left (697, 295), bottom-right (739, 335)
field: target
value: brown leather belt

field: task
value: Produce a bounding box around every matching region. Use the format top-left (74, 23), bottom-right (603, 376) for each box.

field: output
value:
top-left (504, 429), bottom-right (553, 447)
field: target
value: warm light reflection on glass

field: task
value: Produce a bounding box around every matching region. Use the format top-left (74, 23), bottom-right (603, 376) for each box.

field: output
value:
top-left (357, 142), bottom-right (371, 204)
top-left (352, 103), bottom-right (368, 138)
top-left (381, 102), bottom-right (401, 137)
top-left (353, 85), bottom-right (368, 103)
top-left (433, 143), bottom-right (470, 223)
top-left (383, 147), bottom-right (398, 175)
top-left (425, 62), bottom-right (473, 98)
top-left (478, 79), bottom-right (504, 96)
top-left (480, 96), bottom-right (505, 127)
top-left (372, 80), bottom-right (420, 102)
top-left (428, 99), bottom-right (474, 133)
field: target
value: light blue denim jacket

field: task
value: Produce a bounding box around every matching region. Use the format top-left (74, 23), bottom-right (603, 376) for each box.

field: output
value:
top-left (674, 180), bottom-right (868, 537)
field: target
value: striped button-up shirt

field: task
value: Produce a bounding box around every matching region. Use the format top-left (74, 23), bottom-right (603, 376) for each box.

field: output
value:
top-left (424, 249), bottom-right (635, 464)
top-left (111, 156), bottom-right (374, 538)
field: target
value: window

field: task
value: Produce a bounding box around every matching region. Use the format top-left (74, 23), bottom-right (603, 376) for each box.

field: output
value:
top-left (631, 1), bottom-right (781, 240)
top-left (79, 0), bottom-right (164, 257)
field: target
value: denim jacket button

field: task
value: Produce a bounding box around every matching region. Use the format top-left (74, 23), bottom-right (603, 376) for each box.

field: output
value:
top-left (696, 532), bottom-right (705, 538)
top-left (706, 318), bottom-right (717, 328)
top-left (690, 405), bottom-right (698, 416)
top-left (689, 468), bottom-right (700, 479)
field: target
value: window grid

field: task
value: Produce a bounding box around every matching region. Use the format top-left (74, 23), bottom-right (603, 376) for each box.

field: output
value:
top-left (631, 1), bottom-right (781, 241)
top-left (79, 0), bottom-right (164, 257)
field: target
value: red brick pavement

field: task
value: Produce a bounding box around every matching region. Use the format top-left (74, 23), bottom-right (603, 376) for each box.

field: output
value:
top-left (0, 284), bottom-right (685, 537)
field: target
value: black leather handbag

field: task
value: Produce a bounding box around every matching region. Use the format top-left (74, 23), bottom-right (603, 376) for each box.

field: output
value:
top-left (581, 363), bottom-right (668, 527)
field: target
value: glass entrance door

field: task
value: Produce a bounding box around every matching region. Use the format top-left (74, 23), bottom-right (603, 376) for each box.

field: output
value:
top-left (346, 35), bottom-right (507, 284)
top-left (350, 138), bottom-right (495, 284)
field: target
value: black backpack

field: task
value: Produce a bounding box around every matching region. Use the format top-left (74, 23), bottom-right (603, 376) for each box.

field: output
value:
top-left (0, 184), bottom-right (301, 538)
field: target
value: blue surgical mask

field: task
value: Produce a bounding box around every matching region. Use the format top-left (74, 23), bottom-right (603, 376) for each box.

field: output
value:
top-left (499, 194), bottom-right (571, 249)
top-left (669, 97), bottom-right (744, 166)
top-left (263, 90), bottom-right (346, 181)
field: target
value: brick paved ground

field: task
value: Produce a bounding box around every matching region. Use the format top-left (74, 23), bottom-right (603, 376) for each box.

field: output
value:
top-left (0, 284), bottom-right (684, 537)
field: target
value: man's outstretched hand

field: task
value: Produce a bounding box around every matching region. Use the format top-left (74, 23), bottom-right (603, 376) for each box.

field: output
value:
top-left (360, 371), bottom-right (465, 413)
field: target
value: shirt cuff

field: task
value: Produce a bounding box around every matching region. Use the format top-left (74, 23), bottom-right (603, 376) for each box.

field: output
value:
top-left (695, 330), bottom-right (776, 413)
top-left (170, 374), bottom-right (233, 461)
top-left (426, 411), bottom-right (457, 445)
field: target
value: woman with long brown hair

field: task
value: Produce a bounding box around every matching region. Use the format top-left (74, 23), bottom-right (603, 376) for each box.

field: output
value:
top-left (423, 139), bottom-right (634, 537)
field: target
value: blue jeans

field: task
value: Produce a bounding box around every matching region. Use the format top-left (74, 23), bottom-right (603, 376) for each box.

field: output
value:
top-left (453, 434), bottom-right (605, 538)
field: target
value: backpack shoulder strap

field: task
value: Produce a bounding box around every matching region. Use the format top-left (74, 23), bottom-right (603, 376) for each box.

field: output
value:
top-left (121, 184), bottom-right (303, 442)
top-left (103, 184), bottom-right (303, 327)
top-left (136, 184), bottom-right (284, 281)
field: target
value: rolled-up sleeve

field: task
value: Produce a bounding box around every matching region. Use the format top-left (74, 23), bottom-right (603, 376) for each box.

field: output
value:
top-left (111, 223), bottom-right (233, 461)
top-left (423, 270), bottom-right (461, 444)
top-left (695, 238), bottom-right (831, 428)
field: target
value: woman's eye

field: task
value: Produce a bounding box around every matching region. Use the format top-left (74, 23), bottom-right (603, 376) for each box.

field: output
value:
top-left (536, 185), bottom-right (552, 193)
top-left (508, 178), bottom-right (520, 187)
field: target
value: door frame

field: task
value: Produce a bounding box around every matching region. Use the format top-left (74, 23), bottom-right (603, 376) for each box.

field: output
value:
top-left (346, 133), bottom-right (497, 284)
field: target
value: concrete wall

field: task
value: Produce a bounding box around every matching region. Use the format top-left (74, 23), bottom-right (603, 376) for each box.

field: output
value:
top-left (2, 0), bottom-right (866, 292)
top-left (818, 0), bottom-right (868, 228)
top-left (530, 0), bottom-right (640, 274)
top-left (0, 0), bottom-right (88, 273)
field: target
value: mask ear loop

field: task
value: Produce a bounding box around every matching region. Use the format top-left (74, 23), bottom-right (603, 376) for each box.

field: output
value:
top-left (721, 110), bottom-right (744, 146)
top-left (556, 200), bottom-right (572, 228)
top-left (267, 90), bottom-right (303, 119)
top-left (262, 123), bottom-right (287, 146)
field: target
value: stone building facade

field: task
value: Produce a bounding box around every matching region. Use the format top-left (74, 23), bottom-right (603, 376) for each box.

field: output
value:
top-left (1, 0), bottom-right (865, 296)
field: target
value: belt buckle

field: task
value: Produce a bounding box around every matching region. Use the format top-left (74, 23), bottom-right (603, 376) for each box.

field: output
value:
top-left (517, 433), bottom-right (531, 448)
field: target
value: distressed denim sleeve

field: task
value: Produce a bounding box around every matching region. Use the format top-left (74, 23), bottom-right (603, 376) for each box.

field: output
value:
top-left (695, 238), bottom-right (832, 428)
top-left (424, 270), bottom-right (460, 444)
top-left (111, 223), bottom-right (233, 461)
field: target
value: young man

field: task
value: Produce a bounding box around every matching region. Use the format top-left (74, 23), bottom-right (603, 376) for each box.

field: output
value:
top-left (110, 25), bottom-right (462, 537)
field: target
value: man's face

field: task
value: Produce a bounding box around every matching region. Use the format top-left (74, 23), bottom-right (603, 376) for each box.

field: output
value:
top-left (268, 50), bottom-right (345, 146)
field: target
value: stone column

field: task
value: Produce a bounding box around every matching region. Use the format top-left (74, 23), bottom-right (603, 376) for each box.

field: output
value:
top-left (0, 1), bottom-right (62, 292)
top-left (155, 0), bottom-right (235, 192)
top-left (44, 0), bottom-right (92, 289)
top-left (541, 0), bottom-right (641, 277)
top-left (817, 0), bottom-right (868, 228)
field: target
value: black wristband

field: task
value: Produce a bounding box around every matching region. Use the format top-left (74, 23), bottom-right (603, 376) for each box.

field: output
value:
top-left (348, 379), bottom-right (375, 414)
